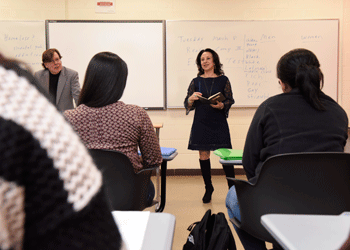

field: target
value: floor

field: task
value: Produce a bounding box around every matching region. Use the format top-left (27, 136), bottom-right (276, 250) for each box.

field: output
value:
top-left (146, 175), bottom-right (273, 250)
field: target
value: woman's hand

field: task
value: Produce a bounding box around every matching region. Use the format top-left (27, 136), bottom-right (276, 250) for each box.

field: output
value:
top-left (211, 101), bottom-right (224, 110)
top-left (188, 92), bottom-right (202, 104)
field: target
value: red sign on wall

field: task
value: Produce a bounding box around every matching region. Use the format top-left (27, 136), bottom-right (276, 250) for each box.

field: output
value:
top-left (95, 0), bottom-right (115, 13)
top-left (97, 2), bottom-right (113, 6)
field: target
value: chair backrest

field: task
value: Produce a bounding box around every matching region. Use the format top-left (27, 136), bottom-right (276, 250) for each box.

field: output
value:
top-left (234, 152), bottom-right (350, 243)
top-left (89, 149), bottom-right (152, 211)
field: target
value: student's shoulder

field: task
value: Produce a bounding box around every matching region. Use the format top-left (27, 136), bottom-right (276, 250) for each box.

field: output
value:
top-left (64, 105), bottom-right (91, 120)
top-left (255, 93), bottom-right (286, 112)
top-left (124, 103), bottom-right (146, 113)
top-left (121, 103), bottom-right (150, 120)
top-left (321, 92), bottom-right (349, 120)
top-left (63, 107), bottom-right (77, 117)
top-left (116, 101), bottom-right (141, 112)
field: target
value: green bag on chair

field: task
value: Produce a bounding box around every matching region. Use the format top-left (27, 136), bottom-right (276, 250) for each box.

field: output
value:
top-left (213, 149), bottom-right (243, 160)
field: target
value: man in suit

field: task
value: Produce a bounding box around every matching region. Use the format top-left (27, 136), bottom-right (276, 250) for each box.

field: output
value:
top-left (34, 48), bottom-right (81, 112)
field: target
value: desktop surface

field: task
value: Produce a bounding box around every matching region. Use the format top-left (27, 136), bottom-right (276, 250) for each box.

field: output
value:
top-left (261, 213), bottom-right (350, 250)
top-left (112, 211), bottom-right (176, 250)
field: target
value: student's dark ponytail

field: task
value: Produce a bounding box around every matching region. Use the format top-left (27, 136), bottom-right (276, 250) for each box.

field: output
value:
top-left (277, 48), bottom-right (325, 111)
top-left (295, 63), bottom-right (325, 111)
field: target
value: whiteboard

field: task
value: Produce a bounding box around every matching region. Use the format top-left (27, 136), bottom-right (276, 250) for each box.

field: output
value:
top-left (47, 20), bottom-right (165, 109)
top-left (0, 21), bottom-right (46, 73)
top-left (166, 20), bottom-right (339, 107)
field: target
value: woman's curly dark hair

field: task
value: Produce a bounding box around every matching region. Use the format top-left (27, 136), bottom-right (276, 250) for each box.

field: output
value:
top-left (196, 48), bottom-right (224, 76)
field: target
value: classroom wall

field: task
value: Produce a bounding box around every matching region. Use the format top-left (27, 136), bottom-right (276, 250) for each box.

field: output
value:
top-left (1, 0), bottom-right (348, 170)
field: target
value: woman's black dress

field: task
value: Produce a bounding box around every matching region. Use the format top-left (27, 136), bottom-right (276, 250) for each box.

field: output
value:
top-left (184, 75), bottom-right (235, 151)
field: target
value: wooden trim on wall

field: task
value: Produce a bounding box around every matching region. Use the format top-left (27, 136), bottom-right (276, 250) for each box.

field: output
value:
top-left (152, 168), bottom-right (246, 176)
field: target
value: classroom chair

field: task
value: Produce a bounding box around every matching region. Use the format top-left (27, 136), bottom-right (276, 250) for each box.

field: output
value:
top-left (89, 149), bottom-right (162, 212)
top-left (227, 152), bottom-right (350, 247)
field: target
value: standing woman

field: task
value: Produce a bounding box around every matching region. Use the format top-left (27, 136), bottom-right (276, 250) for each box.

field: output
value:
top-left (184, 48), bottom-right (235, 203)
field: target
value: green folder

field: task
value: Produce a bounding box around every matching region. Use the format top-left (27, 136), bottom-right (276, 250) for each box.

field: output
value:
top-left (213, 148), bottom-right (243, 160)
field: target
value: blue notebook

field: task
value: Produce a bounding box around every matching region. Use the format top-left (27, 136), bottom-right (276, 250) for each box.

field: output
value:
top-left (138, 147), bottom-right (177, 157)
top-left (160, 147), bottom-right (177, 156)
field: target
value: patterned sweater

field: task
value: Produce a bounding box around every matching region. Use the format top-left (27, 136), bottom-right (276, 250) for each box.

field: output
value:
top-left (64, 102), bottom-right (163, 173)
top-left (0, 66), bottom-right (121, 250)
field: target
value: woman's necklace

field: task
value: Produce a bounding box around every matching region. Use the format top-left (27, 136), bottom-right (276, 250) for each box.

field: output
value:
top-left (203, 78), bottom-right (215, 97)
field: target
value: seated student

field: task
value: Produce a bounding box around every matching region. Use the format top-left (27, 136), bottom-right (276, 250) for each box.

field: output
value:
top-left (64, 52), bottom-right (163, 207)
top-left (226, 48), bottom-right (349, 250)
top-left (0, 54), bottom-right (122, 249)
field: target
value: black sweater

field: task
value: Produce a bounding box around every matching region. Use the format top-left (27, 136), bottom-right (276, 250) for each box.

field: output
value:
top-left (243, 88), bottom-right (348, 184)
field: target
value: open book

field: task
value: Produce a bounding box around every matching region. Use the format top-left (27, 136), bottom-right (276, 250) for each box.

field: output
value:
top-left (197, 92), bottom-right (226, 104)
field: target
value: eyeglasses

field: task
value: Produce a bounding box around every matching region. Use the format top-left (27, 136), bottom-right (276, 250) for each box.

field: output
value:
top-left (49, 58), bottom-right (61, 64)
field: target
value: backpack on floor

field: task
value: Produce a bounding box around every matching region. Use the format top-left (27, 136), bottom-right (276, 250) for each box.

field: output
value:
top-left (183, 209), bottom-right (236, 250)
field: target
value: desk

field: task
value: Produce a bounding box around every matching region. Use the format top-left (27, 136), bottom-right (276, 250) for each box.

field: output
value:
top-left (153, 123), bottom-right (163, 141)
top-left (219, 159), bottom-right (243, 166)
top-left (112, 211), bottom-right (176, 250)
top-left (152, 122), bottom-right (177, 212)
top-left (138, 147), bottom-right (177, 212)
top-left (156, 151), bottom-right (178, 212)
top-left (261, 213), bottom-right (350, 250)
top-left (219, 159), bottom-right (242, 178)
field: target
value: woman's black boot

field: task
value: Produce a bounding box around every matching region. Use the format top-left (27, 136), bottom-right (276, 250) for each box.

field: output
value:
top-left (200, 159), bottom-right (214, 203)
